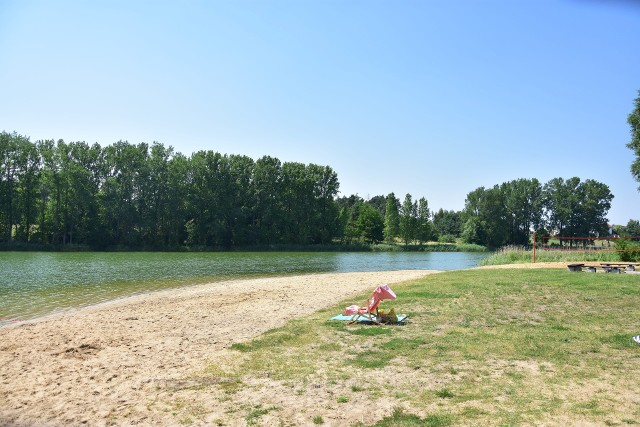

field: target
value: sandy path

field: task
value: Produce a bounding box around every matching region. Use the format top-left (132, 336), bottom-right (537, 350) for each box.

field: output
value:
top-left (0, 270), bottom-right (436, 427)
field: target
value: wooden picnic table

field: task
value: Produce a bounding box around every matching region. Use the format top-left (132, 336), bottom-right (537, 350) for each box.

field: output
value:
top-left (567, 263), bottom-right (639, 273)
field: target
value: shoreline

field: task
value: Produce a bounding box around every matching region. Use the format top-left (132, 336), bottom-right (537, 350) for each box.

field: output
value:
top-left (0, 270), bottom-right (437, 426)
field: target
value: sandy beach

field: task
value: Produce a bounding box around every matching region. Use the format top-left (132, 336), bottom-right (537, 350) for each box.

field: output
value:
top-left (0, 270), bottom-right (438, 426)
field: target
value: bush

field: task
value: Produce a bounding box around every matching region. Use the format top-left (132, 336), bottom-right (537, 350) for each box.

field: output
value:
top-left (438, 234), bottom-right (458, 243)
top-left (615, 238), bottom-right (640, 262)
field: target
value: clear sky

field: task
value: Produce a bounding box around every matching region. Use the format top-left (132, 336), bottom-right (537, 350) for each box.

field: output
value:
top-left (1, 0), bottom-right (638, 224)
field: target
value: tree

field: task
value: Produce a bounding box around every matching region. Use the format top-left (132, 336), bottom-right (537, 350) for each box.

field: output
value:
top-left (626, 219), bottom-right (640, 237)
top-left (356, 203), bottom-right (384, 243)
top-left (544, 177), bottom-right (613, 240)
top-left (501, 178), bottom-right (543, 246)
top-left (416, 197), bottom-right (432, 244)
top-left (100, 141), bottom-right (149, 246)
top-left (461, 186), bottom-right (506, 248)
top-left (186, 150), bottom-right (228, 246)
top-left (226, 154), bottom-right (255, 246)
top-left (366, 195), bottom-right (386, 217)
top-left (15, 137), bottom-right (41, 243)
top-left (399, 193), bottom-right (417, 245)
top-left (59, 141), bottom-right (103, 245)
top-left (544, 177), bottom-right (578, 238)
top-left (339, 197), bottom-right (364, 245)
top-left (0, 132), bottom-right (21, 242)
top-left (628, 89), bottom-right (640, 190)
top-left (307, 164), bottom-right (340, 244)
top-left (432, 209), bottom-right (461, 242)
top-left (164, 153), bottom-right (190, 246)
top-left (383, 193), bottom-right (400, 243)
top-left (253, 156), bottom-right (283, 244)
top-left (615, 219), bottom-right (640, 238)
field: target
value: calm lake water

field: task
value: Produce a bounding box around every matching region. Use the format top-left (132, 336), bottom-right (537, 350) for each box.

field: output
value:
top-left (0, 251), bottom-right (488, 325)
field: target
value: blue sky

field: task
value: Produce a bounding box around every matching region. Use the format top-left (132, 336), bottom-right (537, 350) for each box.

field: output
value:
top-left (1, 0), bottom-right (638, 224)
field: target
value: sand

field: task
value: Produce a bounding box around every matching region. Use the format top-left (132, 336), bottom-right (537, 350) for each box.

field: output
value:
top-left (0, 270), bottom-right (438, 427)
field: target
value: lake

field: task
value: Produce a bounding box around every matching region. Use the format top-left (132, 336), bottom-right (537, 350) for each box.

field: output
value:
top-left (0, 251), bottom-right (488, 325)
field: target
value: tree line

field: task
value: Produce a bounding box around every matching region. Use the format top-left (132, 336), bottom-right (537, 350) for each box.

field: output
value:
top-left (0, 131), bottom-right (625, 250)
top-left (0, 132), bottom-right (340, 249)
top-left (459, 178), bottom-right (615, 247)
top-left (336, 177), bottom-right (616, 249)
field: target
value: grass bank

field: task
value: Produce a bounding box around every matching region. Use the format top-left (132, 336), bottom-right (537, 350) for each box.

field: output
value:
top-left (188, 269), bottom-right (640, 426)
top-left (480, 246), bottom-right (621, 266)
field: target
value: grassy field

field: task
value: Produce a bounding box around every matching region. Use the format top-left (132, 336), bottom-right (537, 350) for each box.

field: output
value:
top-left (195, 269), bottom-right (640, 426)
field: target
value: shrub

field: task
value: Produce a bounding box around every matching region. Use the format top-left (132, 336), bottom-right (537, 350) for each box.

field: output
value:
top-left (438, 234), bottom-right (458, 243)
top-left (615, 238), bottom-right (640, 262)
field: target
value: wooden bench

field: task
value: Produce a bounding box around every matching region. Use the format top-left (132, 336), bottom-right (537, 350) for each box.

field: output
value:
top-left (567, 263), bottom-right (631, 273)
top-left (567, 263), bottom-right (585, 272)
top-left (600, 263), bottom-right (640, 272)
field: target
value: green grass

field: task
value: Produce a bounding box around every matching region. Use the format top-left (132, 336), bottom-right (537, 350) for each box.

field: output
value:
top-left (361, 407), bottom-right (453, 427)
top-left (200, 268), bottom-right (640, 426)
top-left (245, 405), bottom-right (278, 425)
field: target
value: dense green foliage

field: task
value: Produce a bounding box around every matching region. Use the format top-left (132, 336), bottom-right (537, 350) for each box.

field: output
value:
top-left (615, 219), bottom-right (640, 237)
top-left (0, 132), bottom-right (341, 249)
top-left (1, 131), bottom-right (445, 250)
top-left (614, 238), bottom-right (640, 262)
top-left (432, 209), bottom-right (462, 243)
top-left (461, 177), bottom-right (614, 248)
top-left (383, 192), bottom-right (400, 243)
top-left (336, 193), bottom-right (435, 247)
top-left (0, 130), bottom-right (626, 251)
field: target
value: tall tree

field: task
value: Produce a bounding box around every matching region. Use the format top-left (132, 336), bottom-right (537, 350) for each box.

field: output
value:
top-left (100, 141), bottom-right (149, 246)
top-left (164, 153), bottom-right (189, 246)
top-left (14, 135), bottom-right (41, 242)
top-left (337, 195), bottom-right (364, 244)
top-left (416, 197), bottom-right (431, 244)
top-left (280, 162), bottom-right (310, 244)
top-left (628, 89), bottom-right (640, 190)
top-left (501, 178), bottom-right (543, 245)
top-left (226, 154), bottom-right (255, 246)
top-left (383, 193), bottom-right (400, 243)
top-left (253, 156), bottom-right (283, 244)
top-left (0, 132), bottom-right (42, 243)
top-left (60, 141), bottom-right (103, 245)
top-left (186, 150), bottom-right (227, 246)
top-left (399, 193), bottom-right (417, 245)
top-left (544, 177), bottom-right (613, 240)
top-left (366, 195), bottom-right (386, 217)
top-left (461, 186), bottom-right (507, 248)
top-left (356, 203), bottom-right (384, 243)
top-left (309, 164), bottom-right (340, 244)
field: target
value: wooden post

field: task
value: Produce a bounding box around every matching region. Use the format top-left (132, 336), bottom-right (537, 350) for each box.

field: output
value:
top-left (533, 231), bottom-right (536, 264)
